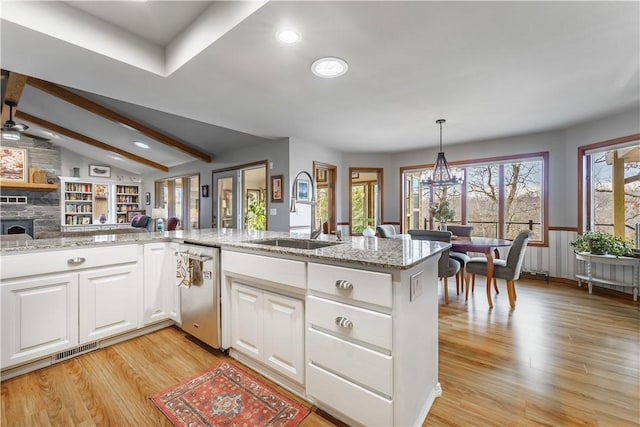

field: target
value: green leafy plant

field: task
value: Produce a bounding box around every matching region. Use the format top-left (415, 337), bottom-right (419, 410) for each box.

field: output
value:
top-left (571, 230), bottom-right (632, 257)
top-left (431, 201), bottom-right (455, 224)
top-left (245, 192), bottom-right (266, 230)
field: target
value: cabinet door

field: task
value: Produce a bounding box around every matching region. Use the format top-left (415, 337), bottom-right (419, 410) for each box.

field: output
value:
top-left (231, 282), bottom-right (263, 359)
top-left (1, 273), bottom-right (79, 369)
top-left (78, 264), bottom-right (139, 344)
top-left (143, 242), bottom-right (179, 325)
top-left (263, 291), bottom-right (304, 383)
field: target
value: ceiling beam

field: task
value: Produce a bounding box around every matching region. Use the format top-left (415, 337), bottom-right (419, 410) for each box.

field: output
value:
top-left (1, 71), bottom-right (28, 124)
top-left (25, 76), bottom-right (212, 163)
top-left (16, 111), bottom-right (169, 172)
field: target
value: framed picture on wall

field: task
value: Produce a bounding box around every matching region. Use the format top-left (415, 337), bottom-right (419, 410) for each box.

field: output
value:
top-left (0, 147), bottom-right (27, 182)
top-left (296, 179), bottom-right (309, 202)
top-left (89, 164), bottom-right (111, 178)
top-left (271, 175), bottom-right (283, 203)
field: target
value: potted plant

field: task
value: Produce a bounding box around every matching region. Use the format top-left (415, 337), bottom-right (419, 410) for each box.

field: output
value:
top-left (431, 201), bottom-right (455, 230)
top-left (571, 230), bottom-right (632, 257)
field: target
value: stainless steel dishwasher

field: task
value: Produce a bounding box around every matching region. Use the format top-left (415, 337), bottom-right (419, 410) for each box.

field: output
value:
top-left (177, 243), bottom-right (221, 349)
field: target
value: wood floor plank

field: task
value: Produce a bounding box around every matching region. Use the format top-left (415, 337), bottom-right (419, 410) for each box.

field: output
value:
top-left (1, 278), bottom-right (638, 426)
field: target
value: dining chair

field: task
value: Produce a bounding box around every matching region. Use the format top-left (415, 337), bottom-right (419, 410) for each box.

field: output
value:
top-left (465, 231), bottom-right (531, 308)
top-left (376, 224), bottom-right (397, 238)
top-left (408, 230), bottom-right (460, 304)
top-left (446, 224), bottom-right (474, 294)
top-left (166, 216), bottom-right (180, 231)
top-left (445, 224), bottom-right (474, 238)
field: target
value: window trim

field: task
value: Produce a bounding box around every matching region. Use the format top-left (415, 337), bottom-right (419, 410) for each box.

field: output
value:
top-left (577, 133), bottom-right (640, 234)
top-left (400, 151), bottom-right (549, 247)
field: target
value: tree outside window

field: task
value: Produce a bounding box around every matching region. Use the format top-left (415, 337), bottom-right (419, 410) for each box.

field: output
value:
top-left (583, 143), bottom-right (639, 243)
top-left (401, 152), bottom-right (547, 244)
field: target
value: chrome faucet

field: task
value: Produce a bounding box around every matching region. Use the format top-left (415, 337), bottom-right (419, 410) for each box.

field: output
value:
top-left (290, 170), bottom-right (322, 239)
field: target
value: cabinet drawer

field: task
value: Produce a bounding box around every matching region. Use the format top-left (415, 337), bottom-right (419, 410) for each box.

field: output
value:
top-left (308, 263), bottom-right (392, 308)
top-left (307, 363), bottom-right (392, 427)
top-left (1, 245), bottom-right (138, 280)
top-left (222, 250), bottom-right (306, 289)
top-left (307, 328), bottom-right (392, 396)
top-left (307, 295), bottom-right (392, 350)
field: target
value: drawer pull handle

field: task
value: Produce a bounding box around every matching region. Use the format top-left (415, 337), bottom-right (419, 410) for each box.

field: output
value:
top-left (67, 257), bottom-right (86, 266)
top-left (335, 316), bottom-right (354, 329)
top-left (335, 280), bottom-right (354, 290)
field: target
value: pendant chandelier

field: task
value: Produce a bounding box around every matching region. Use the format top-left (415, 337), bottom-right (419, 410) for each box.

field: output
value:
top-left (421, 119), bottom-right (464, 187)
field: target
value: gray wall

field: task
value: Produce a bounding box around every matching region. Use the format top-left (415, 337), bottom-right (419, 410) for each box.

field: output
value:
top-left (289, 138), bottom-right (344, 230)
top-left (140, 138), bottom-right (290, 231)
top-left (337, 106), bottom-right (639, 230)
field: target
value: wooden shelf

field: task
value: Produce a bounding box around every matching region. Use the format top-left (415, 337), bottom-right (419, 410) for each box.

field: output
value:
top-left (0, 181), bottom-right (59, 191)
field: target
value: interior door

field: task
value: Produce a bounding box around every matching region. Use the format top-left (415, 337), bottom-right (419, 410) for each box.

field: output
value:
top-left (212, 171), bottom-right (238, 228)
top-left (349, 168), bottom-right (383, 235)
top-left (314, 162), bottom-right (337, 234)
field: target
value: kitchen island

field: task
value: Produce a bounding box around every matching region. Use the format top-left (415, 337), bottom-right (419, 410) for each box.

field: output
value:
top-left (1, 228), bottom-right (448, 426)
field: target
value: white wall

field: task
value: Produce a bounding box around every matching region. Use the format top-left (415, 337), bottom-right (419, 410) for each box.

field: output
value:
top-left (61, 148), bottom-right (141, 183)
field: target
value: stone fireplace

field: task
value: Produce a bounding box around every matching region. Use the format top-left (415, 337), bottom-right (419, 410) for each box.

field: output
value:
top-left (0, 219), bottom-right (34, 237)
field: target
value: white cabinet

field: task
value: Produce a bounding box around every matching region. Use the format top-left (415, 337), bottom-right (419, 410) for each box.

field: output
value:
top-left (78, 264), bottom-right (139, 344)
top-left (1, 273), bottom-right (79, 368)
top-left (306, 263), bottom-right (394, 426)
top-left (231, 281), bottom-right (304, 384)
top-left (143, 242), bottom-right (180, 325)
top-left (1, 245), bottom-right (140, 370)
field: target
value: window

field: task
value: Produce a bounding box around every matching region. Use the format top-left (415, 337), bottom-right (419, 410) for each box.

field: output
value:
top-left (579, 135), bottom-right (639, 243)
top-left (155, 173), bottom-right (200, 230)
top-left (401, 152), bottom-right (548, 245)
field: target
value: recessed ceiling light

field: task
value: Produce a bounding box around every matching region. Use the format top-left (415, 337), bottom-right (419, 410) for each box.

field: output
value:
top-left (311, 57), bottom-right (349, 78)
top-left (110, 155), bottom-right (123, 161)
top-left (276, 29), bottom-right (301, 44)
top-left (134, 141), bottom-right (150, 149)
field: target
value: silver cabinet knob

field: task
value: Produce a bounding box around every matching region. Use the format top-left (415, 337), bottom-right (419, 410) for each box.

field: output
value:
top-left (67, 257), bottom-right (86, 266)
top-left (335, 279), bottom-right (354, 290)
top-left (335, 316), bottom-right (354, 329)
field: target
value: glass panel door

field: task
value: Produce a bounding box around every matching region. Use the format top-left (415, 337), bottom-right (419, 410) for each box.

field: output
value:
top-left (349, 168), bottom-right (382, 235)
top-left (314, 162), bottom-right (337, 234)
top-left (213, 171), bottom-right (237, 229)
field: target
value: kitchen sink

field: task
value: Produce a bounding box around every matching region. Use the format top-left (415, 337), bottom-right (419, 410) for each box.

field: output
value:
top-left (247, 238), bottom-right (341, 250)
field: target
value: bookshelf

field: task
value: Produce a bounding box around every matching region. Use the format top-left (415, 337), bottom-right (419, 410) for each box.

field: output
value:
top-left (115, 185), bottom-right (141, 224)
top-left (63, 181), bottom-right (94, 226)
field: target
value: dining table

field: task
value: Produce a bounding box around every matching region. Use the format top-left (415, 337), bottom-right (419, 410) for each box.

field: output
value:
top-left (450, 236), bottom-right (513, 308)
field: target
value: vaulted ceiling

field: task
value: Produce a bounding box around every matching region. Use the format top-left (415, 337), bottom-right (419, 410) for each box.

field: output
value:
top-left (1, 1), bottom-right (638, 175)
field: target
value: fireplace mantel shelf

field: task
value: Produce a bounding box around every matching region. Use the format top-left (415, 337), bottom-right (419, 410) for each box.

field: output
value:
top-left (0, 181), bottom-right (59, 191)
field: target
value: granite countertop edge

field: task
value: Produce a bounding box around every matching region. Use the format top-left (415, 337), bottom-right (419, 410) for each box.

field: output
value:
top-left (0, 229), bottom-right (449, 270)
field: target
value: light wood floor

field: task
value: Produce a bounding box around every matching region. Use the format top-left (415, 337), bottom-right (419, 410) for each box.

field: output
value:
top-left (2, 278), bottom-right (638, 426)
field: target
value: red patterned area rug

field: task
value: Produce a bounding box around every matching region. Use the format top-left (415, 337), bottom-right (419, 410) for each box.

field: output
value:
top-left (151, 361), bottom-right (310, 427)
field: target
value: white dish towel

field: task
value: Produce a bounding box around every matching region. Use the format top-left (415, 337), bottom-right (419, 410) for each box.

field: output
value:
top-left (176, 253), bottom-right (203, 288)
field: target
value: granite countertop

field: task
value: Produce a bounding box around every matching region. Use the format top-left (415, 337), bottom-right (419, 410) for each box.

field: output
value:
top-left (0, 228), bottom-right (448, 270)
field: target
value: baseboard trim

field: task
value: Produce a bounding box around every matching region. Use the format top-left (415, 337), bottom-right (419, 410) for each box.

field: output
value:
top-left (0, 320), bottom-right (175, 381)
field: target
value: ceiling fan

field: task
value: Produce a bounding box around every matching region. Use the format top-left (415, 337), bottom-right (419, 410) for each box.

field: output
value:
top-left (3, 100), bottom-right (29, 132)
top-left (1, 100), bottom-right (49, 142)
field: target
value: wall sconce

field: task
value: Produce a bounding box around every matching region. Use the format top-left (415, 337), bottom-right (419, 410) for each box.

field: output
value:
top-left (201, 185), bottom-right (209, 198)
